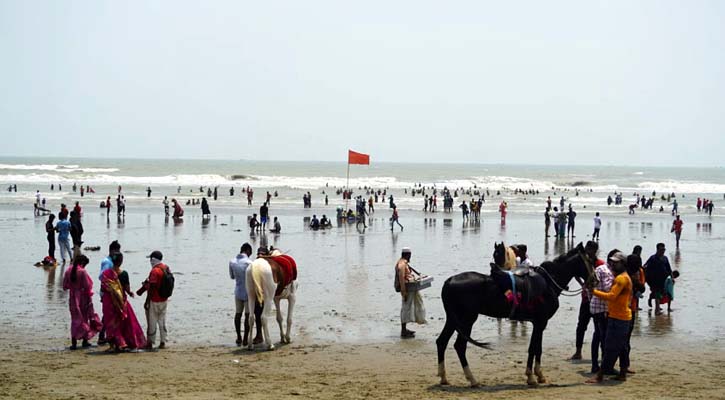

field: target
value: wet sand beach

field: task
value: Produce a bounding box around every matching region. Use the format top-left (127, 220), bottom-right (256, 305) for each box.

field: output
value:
top-left (1, 200), bottom-right (724, 399)
top-left (1, 339), bottom-right (723, 399)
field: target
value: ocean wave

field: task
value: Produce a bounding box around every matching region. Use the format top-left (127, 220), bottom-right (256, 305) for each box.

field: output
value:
top-left (637, 181), bottom-right (725, 194)
top-left (0, 164), bottom-right (119, 173)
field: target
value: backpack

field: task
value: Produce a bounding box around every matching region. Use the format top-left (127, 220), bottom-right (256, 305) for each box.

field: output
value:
top-left (157, 264), bottom-right (175, 298)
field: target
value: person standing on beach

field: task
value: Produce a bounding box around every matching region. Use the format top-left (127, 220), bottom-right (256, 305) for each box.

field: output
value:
top-left (163, 196), bottom-right (170, 216)
top-left (589, 249), bottom-right (613, 374)
top-left (671, 215), bottom-right (683, 247)
top-left (569, 241), bottom-right (600, 361)
top-left (593, 212), bottom-right (602, 240)
top-left (390, 206), bottom-right (403, 231)
top-left (395, 247), bottom-right (425, 338)
top-left (69, 210), bottom-right (83, 252)
top-left (147, 187), bottom-right (152, 198)
top-left (567, 205), bottom-right (577, 238)
top-left (62, 254), bottom-right (102, 350)
top-left (644, 243), bottom-right (672, 316)
top-left (201, 197), bottom-right (211, 219)
top-left (45, 214), bottom-right (56, 261)
top-left (260, 202), bottom-right (269, 230)
top-left (586, 251), bottom-right (632, 383)
top-left (557, 207), bottom-right (568, 238)
top-left (56, 213), bottom-right (72, 264)
top-left (460, 201), bottom-right (469, 222)
top-left (544, 207), bottom-right (551, 237)
top-left (105, 196), bottom-right (111, 218)
top-left (229, 243), bottom-right (259, 346)
top-left (97, 240), bottom-right (122, 345)
top-left (137, 250), bottom-right (170, 350)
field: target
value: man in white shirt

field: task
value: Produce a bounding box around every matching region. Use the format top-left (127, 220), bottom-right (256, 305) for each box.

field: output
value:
top-left (593, 212), bottom-right (602, 240)
top-left (229, 243), bottom-right (262, 346)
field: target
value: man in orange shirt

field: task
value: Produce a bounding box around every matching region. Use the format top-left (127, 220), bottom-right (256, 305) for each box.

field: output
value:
top-left (586, 251), bottom-right (632, 383)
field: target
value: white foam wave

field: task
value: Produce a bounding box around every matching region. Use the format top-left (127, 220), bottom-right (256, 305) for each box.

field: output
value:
top-left (0, 164), bottom-right (119, 173)
top-left (637, 181), bottom-right (725, 194)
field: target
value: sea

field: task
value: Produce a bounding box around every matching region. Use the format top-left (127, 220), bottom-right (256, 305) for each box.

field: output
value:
top-left (1, 156), bottom-right (724, 214)
top-left (1, 157), bottom-right (723, 352)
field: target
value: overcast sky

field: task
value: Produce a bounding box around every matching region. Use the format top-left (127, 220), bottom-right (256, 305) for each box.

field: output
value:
top-left (1, 1), bottom-right (723, 166)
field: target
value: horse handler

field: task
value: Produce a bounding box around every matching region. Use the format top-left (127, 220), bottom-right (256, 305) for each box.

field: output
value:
top-left (395, 247), bottom-right (426, 338)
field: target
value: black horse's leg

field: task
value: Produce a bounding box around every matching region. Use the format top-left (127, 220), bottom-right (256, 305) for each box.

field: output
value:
top-left (525, 321), bottom-right (548, 386)
top-left (436, 319), bottom-right (455, 385)
top-left (453, 315), bottom-right (479, 387)
top-left (525, 324), bottom-right (537, 386)
top-left (534, 321), bottom-right (549, 384)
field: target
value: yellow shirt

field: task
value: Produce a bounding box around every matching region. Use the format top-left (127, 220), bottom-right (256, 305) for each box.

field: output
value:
top-left (593, 273), bottom-right (632, 321)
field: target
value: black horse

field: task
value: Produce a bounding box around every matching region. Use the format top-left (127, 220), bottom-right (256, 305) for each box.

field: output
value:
top-left (436, 242), bottom-right (596, 387)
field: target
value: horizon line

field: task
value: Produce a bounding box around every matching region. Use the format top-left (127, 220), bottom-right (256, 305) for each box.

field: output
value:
top-left (0, 154), bottom-right (721, 169)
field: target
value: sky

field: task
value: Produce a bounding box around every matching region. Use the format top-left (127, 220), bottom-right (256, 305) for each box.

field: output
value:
top-left (1, 1), bottom-right (724, 166)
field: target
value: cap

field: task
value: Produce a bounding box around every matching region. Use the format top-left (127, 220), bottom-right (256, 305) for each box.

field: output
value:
top-left (147, 250), bottom-right (163, 260)
top-left (402, 247), bottom-right (412, 253)
top-left (608, 251), bottom-right (626, 263)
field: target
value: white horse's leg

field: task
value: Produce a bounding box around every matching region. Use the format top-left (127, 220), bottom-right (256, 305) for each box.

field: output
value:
top-left (245, 269), bottom-right (257, 351)
top-left (261, 272), bottom-right (277, 350)
top-left (285, 292), bottom-right (295, 343)
top-left (274, 297), bottom-right (284, 343)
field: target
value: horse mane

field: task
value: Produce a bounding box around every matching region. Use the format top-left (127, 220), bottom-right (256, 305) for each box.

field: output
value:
top-left (552, 244), bottom-right (583, 264)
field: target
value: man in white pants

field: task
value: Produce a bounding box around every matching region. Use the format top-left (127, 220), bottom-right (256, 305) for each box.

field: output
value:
top-left (137, 250), bottom-right (170, 350)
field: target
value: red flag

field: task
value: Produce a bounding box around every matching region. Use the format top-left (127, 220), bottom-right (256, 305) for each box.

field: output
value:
top-left (348, 150), bottom-right (370, 165)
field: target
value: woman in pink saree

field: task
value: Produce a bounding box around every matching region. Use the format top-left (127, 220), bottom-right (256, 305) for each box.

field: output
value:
top-left (62, 254), bottom-right (102, 350)
top-left (101, 253), bottom-right (147, 352)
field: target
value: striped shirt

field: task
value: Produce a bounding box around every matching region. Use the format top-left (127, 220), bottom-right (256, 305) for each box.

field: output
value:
top-left (589, 264), bottom-right (613, 314)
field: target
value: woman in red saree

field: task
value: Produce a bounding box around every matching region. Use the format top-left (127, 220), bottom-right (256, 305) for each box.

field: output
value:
top-left (101, 253), bottom-right (147, 352)
top-left (62, 254), bottom-right (102, 349)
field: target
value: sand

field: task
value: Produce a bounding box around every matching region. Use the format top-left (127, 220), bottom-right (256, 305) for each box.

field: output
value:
top-left (2, 336), bottom-right (724, 400)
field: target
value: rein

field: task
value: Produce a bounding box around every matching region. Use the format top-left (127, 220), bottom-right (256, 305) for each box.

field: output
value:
top-left (532, 265), bottom-right (583, 297)
top-left (533, 250), bottom-right (594, 297)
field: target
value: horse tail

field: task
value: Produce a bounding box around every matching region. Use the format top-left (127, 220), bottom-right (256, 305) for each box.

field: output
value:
top-left (251, 260), bottom-right (266, 303)
top-left (441, 280), bottom-right (492, 350)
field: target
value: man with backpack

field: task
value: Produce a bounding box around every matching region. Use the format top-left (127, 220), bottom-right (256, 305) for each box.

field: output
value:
top-left (137, 250), bottom-right (173, 350)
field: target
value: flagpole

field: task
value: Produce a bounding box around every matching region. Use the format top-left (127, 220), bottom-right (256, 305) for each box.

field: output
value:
top-left (345, 161), bottom-right (350, 209)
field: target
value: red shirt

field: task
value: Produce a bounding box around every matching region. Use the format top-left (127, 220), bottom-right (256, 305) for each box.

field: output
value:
top-left (147, 263), bottom-right (169, 303)
top-left (673, 219), bottom-right (683, 233)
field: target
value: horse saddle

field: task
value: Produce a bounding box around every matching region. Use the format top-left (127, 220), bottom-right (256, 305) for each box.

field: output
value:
top-left (266, 255), bottom-right (297, 296)
top-left (490, 264), bottom-right (546, 303)
top-left (510, 268), bottom-right (547, 303)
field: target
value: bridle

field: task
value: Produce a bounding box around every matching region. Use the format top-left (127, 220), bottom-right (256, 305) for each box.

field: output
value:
top-left (533, 250), bottom-right (597, 297)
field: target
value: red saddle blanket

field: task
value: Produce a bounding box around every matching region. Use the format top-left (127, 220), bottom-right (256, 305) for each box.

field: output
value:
top-left (271, 255), bottom-right (297, 289)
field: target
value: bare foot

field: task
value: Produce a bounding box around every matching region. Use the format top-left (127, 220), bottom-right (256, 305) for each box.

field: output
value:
top-left (585, 375), bottom-right (603, 384)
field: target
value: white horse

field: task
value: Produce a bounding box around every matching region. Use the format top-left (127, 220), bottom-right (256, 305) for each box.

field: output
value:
top-left (245, 252), bottom-right (297, 350)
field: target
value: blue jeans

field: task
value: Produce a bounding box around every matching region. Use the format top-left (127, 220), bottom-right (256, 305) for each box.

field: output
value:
top-left (591, 312), bottom-right (607, 371)
top-left (601, 317), bottom-right (630, 374)
top-left (59, 237), bottom-right (72, 262)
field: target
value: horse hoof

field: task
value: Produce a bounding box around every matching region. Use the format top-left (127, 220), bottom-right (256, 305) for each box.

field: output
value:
top-left (284, 335), bottom-right (291, 343)
top-left (527, 378), bottom-right (538, 387)
top-left (470, 382), bottom-right (481, 388)
top-left (537, 377), bottom-right (548, 384)
top-left (439, 379), bottom-right (449, 386)
top-left (267, 344), bottom-right (275, 351)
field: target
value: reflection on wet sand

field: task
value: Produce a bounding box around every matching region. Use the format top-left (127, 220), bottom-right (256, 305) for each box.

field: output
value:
top-left (646, 312), bottom-right (674, 336)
